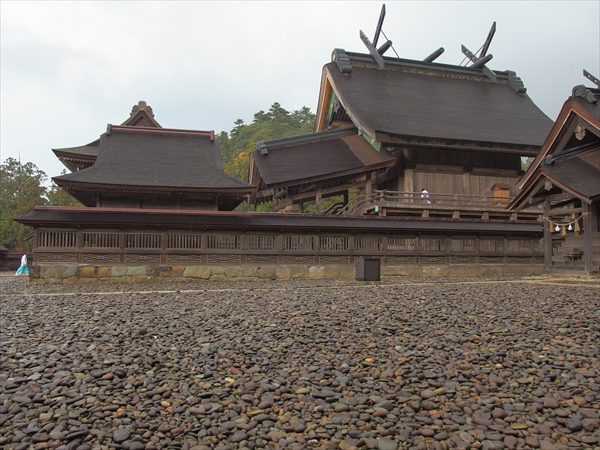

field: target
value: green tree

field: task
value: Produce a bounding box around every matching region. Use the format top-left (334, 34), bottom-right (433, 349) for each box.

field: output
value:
top-left (0, 158), bottom-right (48, 250)
top-left (219, 102), bottom-right (316, 181)
top-left (46, 171), bottom-right (81, 207)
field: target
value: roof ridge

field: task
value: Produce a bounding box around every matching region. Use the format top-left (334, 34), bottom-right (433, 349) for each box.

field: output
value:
top-left (257, 127), bottom-right (357, 155)
top-left (107, 125), bottom-right (215, 141)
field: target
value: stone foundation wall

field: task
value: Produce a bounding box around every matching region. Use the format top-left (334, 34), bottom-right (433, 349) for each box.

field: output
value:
top-left (28, 264), bottom-right (543, 283)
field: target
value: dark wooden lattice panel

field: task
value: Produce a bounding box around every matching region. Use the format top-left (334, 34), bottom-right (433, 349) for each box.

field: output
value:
top-left (246, 254), bottom-right (278, 264)
top-left (125, 253), bottom-right (161, 263)
top-left (167, 234), bottom-right (202, 249)
top-left (319, 255), bottom-right (350, 264)
top-left (82, 253), bottom-right (119, 263)
top-left (480, 256), bottom-right (505, 264)
top-left (206, 235), bottom-right (240, 251)
top-left (245, 235), bottom-right (276, 251)
top-left (207, 254), bottom-right (241, 264)
top-left (387, 237), bottom-right (416, 252)
top-left (166, 254), bottom-right (204, 264)
top-left (480, 239), bottom-right (504, 252)
top-left (283, 236), bottom-right (315, 251)
top-left (37, 252), bottom-right (78, 262)
top-left (419, 238), bottom-right (447, 252)
top-left (82, 232), bottom-right (120, 248)
top-left (320, 236), bottom-right (349, 251)
top-left (419, 256), bottom-right (447, 265)
top-left (386, 255), bottom-right (416, 264)
top-left (450, 256), bottom-right (477, 264)
top-left (283, 255), bottom-right (316, 264)
top-left (449, 238), bottom-right (476, 252)
top-left (507, 256), bottom-right (533, 265)
top-left (38, 231), bottom-right (77, 248)
top-left (507, 239), bottom-right (533, 253)
top-left (354, 237), bottom-right (384, 252)
top-left (125, 233), bottom-right (161, 249)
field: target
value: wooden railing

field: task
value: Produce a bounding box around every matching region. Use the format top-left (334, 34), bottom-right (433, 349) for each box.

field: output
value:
top-left (33, 228), bottom-right (543, 267)
top-left (333, 191), bottom-right (539, 218)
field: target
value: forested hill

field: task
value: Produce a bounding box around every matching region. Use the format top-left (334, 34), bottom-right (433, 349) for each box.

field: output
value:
top-left (219, 102), bottom-right (315, 180)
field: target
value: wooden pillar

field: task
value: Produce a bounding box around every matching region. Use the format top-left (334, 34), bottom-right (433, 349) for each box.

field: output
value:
top-left (404, 169), bottom-right (414, 201)
top-left (343, 191), bottom-right (349, 205)
top-left (543, 201), bottom-right (552, 272)
top-left (298, 201), bottom-right (304, 213)
top-left (462, 172), bottom-right (471, 195)
top-left (315, 186), bottom-right (322, 214)
top-left (583, 202), bottom-right (594, 274)
top-left (365, 172), bottom-right (372, 209)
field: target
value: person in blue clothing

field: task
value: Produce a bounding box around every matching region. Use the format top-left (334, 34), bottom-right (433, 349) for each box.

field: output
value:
top-left (16, 254), bottom-right (29, 275)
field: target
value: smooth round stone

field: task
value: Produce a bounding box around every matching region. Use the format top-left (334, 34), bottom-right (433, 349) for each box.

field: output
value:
top-left (377, 438), bottom-right (399, 450)
top-left (113, 428), bottom-right (131, 443)
top-left (231, 431), bottom-right (248, 443)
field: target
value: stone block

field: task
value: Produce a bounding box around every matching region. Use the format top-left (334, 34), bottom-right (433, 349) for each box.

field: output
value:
top-left (96, 266), bottom-right (112, 278)
top-left (111, 267), bottom-right (128, 277)
top-left (308, 266), bottom-right (325, 278)
top-left (29, 266), bottom-right (41, 279)
top-left (145, 266), bottom-right (159, 277)
top-left (183, 266), bottom-right (211, 279)
top-left (76, 266), bottom-right (96, 278)
top-left (130, 275), bottom-right (149, 283)
top-left (242, 266), bottom-right (261, 278)
top-left (275, 266), bottom-right (291, 279)
top-left (211, 266), bottom-right (226, 276)
top-left (339, 266), bottom-right (355, 278)
top-left (63, 277), bottom-right (79, 283)
top-left (257, 266), bottom-right (276, 278)
top-left (66, 265), bottom-right (78, 277)
top-left (322, 266), bottom-right (340, 278)
top-left (381, 265), bottom-right (400, 276)
top-left (126, 266), bottom-right (147, 276)
top-left (224, 266), bottom-right (243, 279)
top-left (158, 266), bottom-right (172, 277)
top-left (172, 266), bottom-right (185, 277)
top-left (40, 266), bottom-right (69, 280)
top-left (210, 274), bottom-right (228, 282)
top-left (289, 266), bottom-right (309, 278)
top-left (78, 278), bottom-right (98, 284)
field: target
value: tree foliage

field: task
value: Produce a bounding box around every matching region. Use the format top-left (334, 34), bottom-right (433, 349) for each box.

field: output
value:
top-left (47, 170), bottom-right (82, 208)
top-left (220, 102), bottom-right (315, 179)
top-left (219, 102), bottom-right (315, 211)
top-left (0, 160), bottom-right (80, 250)
top-left (0, 158), bottom-right (48, 250)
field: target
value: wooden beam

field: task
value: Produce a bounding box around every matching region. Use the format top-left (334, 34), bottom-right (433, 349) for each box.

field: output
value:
top-left (583, 202), bottom-right (594, 274)
top-left (543, 201), bottom-right (552, 272)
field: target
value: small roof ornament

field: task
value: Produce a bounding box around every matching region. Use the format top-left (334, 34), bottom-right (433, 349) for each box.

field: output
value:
top-left (573, 70), bottom-right (599, 104)
top-left (130, 101), bottom-right (155, 118)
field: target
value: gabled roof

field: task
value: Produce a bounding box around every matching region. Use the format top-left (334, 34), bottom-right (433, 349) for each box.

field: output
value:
top-left (249, 127), bottom-right (396, 189)
top-left (52, 101), bottom-right (162, 170)
top-left (54, 125), bottom-right (254, 192)
top-left (509, 90), bottom-right (600, 210)
top-left (516, 95), bottom-right (600, 191)
top-left (316, 51), bottom-right (554, 153)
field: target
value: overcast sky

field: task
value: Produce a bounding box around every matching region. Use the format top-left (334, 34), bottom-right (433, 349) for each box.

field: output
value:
top-left (1, 1), bottom-right (599, 181)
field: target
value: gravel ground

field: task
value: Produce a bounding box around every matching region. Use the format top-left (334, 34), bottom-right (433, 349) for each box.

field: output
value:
top-left (1, 276), bottom-right (599, 450)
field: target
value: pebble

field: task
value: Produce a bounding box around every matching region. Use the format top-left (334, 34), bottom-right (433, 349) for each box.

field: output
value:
top-left (0, 276), bottom-right (598, 448)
